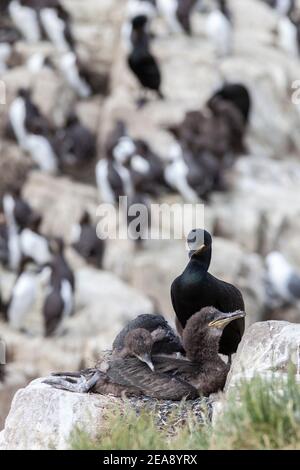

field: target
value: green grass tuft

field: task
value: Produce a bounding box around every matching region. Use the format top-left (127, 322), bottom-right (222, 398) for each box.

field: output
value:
top-left (70, 371), bottom-right (300, 450)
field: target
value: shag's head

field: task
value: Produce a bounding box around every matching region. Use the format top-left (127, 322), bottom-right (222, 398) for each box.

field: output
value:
top-left (207, 83), bottom-right (251, 124)
top-left (79, 211), bottom-right (91, 226)
top-left (124, 328), bottom-right (155, 371)
top-left (131, 14), bottom-right (148, 31)
top-left (18, 88), bottom-right (31, 100)
top-left (183, 307), bottom-right (246, 361)
top-left (187, 229), bottom-right (212, 259)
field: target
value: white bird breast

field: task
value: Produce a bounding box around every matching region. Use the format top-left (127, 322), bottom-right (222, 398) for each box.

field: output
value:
top-left (156, 0), bottom-right (182, 33)
top-left (206, 10), bottom-right (232, 57)
top-left (8, 271), bottom-right (38, 329)
top-left (9, 97), bottom-right (27, 147)
top-left (60, 53), bottom-right (91, 98)
top-left (9, 0), bottom-right (41, 43)
top-left (39, 8), bottom-right (70, 52)
top-left (278, 17), bottom-right (298, 57)
top-left (20, 229), bottom-right (51, 266)
top-left (61, 279), bottom-right (73, 318)
top-left (0, 43), bottom-right (12, 73)
top-left (131, 154), bottom-right (151, 174)
top-left (95, 160), bottom-right (117, 204)
top-left (24, 134), bottom-right (58, 174)
top-left (113, 137), bottom-right (136, 164)
top-left (266, 252), bottom-right (295, 301)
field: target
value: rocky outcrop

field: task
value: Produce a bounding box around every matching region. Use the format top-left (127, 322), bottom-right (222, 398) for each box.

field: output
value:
top-left (0, 378), bottom-right (210, 450)
top-left (226, 321), bottom-right (300, 391)
top-left (2, 320), bottom-right (300, 449)
top-left (0, 379), bottom-right (115, 450)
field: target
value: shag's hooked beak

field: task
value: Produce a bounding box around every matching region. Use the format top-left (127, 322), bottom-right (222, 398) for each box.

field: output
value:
top-left (189, 244), bottom-right (206, 258)
top-left (208, 311), bottom-right (245, 329)
top-left (137, 353), bottom-right (155, 372)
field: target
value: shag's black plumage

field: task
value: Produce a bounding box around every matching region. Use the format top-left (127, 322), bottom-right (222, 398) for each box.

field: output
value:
top-left (72, 211), bottom-right (105, 269)
top-left (113, 313), bottom-right (184, 355)
top-left (128, 16), bottom-right (162, 97)
top-left (171, 229), bottom-right (245, 356)
top-left (207, 83), bottom-right (251, 125)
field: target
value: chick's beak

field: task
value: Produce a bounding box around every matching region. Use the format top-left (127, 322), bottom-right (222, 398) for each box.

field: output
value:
top-left (208, 310), bottom-right (245, 329)
top-left (137, 353), bottom-right (155, 372)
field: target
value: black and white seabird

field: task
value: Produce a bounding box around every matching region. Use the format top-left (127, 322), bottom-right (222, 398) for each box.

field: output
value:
top-left (96, 155), bottom-right (134, 204)
top-left (206, 0), bottom-right (233, 57)
top-left (2, 191), bottom-right (23, 271)
top-left (20, 213), bottom-right (52, 266)
top-left (164, 142), bottom-right (219, 202)
top-left (265, 0), bottom-right (295, 16)
top-left (0, 334), bottom-right (6, 381)
top-left (277, 7), bottom-right (300, 57)
top-left (0, 14), bottom-right (20, 74)
top-left (2, 187), bottom-right (34, 232)
top-left (127, 15), bottom-right (163, 105)
top-left (71, 211), bottom-right (105, 269)
top-left (6, 256), bottom-right (45, 331)
top-left (265, 252), bottom-right (300, 309)
top-left (129, 139), bottom-right (166, 197)
top-left (59, 52), bottom-right (92, 98)
top-left (9, 88), bottom-right (58, 173)
top-left (157, 0), bottom-right (197, 35)
top-left (9, 0), bottom-right (75, 50)
top-left (38, 0), bottom-right (75, 52)
top-left (43, 273), bottom-right (74, 337)
top-left (171, 229), bottom-right (245, 359)
top-left (49, 237), bottom-right (75, 292)
top-left (0, 215), bottom-right (9, 267)
top-left (43, 237), bottom-right (75, 337)
top-left (44, 307), bottom-right (245, 399)
top-left (0, 280), bottom-right (8, 322)
top-left (9, 0), bottom-right (41, 44)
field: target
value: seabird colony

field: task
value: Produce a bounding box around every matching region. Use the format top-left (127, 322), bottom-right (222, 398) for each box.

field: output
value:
top-left (0, 0), bottom-right (296, 401)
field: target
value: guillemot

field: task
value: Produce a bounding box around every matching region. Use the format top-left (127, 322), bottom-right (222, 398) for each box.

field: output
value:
top-left (71, 211), bottom-right (105, 269)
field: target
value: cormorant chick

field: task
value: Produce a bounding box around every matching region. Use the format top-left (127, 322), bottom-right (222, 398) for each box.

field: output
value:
top-left (153, 307), bottom-right (245, 395)
top-left (43, 308), bottom-right (245, 400)
top-left (114, 328), bottom-right (158, 371)
top-left (171, 229), bottom-right (245, 360)
top-left (113, 313), bottom-right (184, 356)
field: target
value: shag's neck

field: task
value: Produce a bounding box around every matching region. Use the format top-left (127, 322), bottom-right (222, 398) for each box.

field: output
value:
top-left (184, 330), bottom-right (224, 366)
